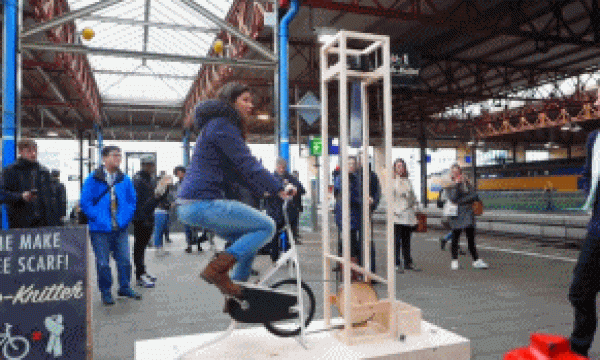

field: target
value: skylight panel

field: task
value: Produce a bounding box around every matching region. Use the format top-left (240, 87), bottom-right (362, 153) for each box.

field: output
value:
top-left (67, 0), bottom-right (234, 104)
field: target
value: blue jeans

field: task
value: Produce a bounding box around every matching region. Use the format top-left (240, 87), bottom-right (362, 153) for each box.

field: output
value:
top-left (185, 225), bottom-right (194, 246)
top-left (568, 233), bottom-right (600, 355)
top-left (152, 212), bottom-right (169, 247)
top-left (89, 229), bottom-right (131, 294)
top-left (178, 199), bottom-right (276, 281)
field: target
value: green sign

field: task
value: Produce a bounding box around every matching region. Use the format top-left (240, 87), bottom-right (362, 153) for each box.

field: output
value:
top-left (309, 136), bottom-right (322, 156)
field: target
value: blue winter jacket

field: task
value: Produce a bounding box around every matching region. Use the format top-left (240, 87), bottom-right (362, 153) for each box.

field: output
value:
top-left (177, 100), bottom-right (284, 201)
top-left (80, 166), bottom-right (137, 233)
top-left (581, 130), bottom-right (600, 236)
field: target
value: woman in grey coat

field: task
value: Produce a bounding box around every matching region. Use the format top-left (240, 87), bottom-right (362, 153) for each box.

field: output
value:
top-left (446, 163), bottom-right (488, 270)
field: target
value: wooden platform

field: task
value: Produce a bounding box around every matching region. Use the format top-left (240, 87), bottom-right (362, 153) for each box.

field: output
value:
top-left (135, 319), bottom-right (470, 359)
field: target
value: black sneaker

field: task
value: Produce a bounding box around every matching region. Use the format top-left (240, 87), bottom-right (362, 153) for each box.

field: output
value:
top-left (185, 246), bottom-right (192, 253)
top-left (117, 288), bottom-right (142, 300)
top-left (439, 237), bottom-right (447, 251)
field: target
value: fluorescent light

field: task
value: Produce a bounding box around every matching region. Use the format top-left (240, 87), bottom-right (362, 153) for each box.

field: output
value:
top-left (256, 113), bottom-right (270, 121)
top-left (47, 131), bottom-right (59, 137)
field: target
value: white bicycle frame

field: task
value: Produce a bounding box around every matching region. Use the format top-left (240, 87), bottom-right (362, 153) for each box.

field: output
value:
top-left (177, 199), bottom-right (308, 359)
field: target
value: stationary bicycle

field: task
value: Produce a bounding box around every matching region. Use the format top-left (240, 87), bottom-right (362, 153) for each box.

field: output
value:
top-left (184, 199), bottom-right (316, 356)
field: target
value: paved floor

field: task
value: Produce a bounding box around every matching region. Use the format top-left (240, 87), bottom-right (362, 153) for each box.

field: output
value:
top-left (90, 226), bottom-right (598, 359)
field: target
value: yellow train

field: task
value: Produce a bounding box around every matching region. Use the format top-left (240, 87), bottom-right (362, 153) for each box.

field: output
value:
top-left (427, 157), bottom-right (584, 201)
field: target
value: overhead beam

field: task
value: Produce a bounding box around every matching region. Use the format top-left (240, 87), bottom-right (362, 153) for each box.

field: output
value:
top-left (178, 0), bottom-right (276, 62)
top-left (80, 15), bottom-right (220, 33)
top-left (21, 42), bottom-right (277, 69)
top-left (301, 0), bottom-right (432, 20)
top-left (93, 69), bottom-right (197, 80)
top-left (20, 0), bottom-right (125, 39)
top-left (142, 0), bottom-right (151, 66)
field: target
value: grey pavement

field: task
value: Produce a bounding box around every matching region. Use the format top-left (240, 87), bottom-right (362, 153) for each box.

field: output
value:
top-left (90, 227), bottom-right (599, 359)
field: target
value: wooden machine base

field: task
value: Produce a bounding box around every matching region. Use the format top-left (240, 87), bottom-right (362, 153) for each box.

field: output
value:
top-left (135, 319), bottom-right (470, 359)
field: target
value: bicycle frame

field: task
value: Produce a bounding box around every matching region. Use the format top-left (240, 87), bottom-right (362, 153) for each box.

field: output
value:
top-left (177, 199), bottom-right (309, 359)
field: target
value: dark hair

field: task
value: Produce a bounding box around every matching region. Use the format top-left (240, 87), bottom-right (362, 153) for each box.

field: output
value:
top-left (393, 158), bottom-right (408, 178)
top-left (216, 82), bottom-right (251, 105)
top-left (101, 145), bottom-right (121, 157)
top-left (215, 82), bottom-right (251, 140)
top-left (173, 166), bottom-right (186, 175)
top-left (17, 139), bottom-right (37, 151)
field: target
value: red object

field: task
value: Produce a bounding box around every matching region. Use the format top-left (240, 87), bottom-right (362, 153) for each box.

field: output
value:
top-left (31, 330), bottom-right (43, 342)
top-left (280, 0), bottom-right (289, 7)
top-left (504, 333), bottom-right (588, 360)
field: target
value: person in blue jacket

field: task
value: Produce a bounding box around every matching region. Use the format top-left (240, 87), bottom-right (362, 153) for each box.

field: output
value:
top-left (177, 82), bottom-right (295, 300)
top-left (568, 129), bottom-right (600, 356)
top-left (80, 145), bottom-right (140, 305)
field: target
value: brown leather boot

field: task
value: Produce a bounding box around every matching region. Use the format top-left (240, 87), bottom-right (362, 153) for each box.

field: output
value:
top-left (200, 253), bottom-right (242, 298)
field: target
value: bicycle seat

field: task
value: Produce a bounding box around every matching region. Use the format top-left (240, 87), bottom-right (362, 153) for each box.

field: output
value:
top-left (226, 284), bottom-right (298, 323)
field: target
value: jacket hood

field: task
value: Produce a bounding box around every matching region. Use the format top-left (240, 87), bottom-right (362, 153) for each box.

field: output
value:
top-left (195, 99), bottom-right (243, 132)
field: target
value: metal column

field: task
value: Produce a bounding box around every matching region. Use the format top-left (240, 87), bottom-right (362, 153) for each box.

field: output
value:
top-left (419, 129), bottom-right (428, 207)
top-left (183, 130), bottom-right (191, 166)
top-left (2, 0), bottom-right (19, 230)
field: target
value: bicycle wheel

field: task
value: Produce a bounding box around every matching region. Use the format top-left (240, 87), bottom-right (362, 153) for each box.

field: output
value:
top-left (264, 278), bottom-right (316, 337)
top-left (4, 336), bottom-right (29, 360)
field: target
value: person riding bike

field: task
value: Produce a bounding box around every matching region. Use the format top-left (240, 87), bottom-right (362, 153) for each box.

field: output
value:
top-left (177, 82), bottom-right (295, 301)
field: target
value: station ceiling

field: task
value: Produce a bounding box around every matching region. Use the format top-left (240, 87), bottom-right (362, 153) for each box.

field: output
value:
top-left (6, 0), bottom-right (600, 150)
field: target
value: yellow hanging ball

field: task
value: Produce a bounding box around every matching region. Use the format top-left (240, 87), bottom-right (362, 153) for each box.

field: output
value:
top-left (213, 40), bottom-right (224, 55)
top-left (81, 28), bottom-right (95, 41)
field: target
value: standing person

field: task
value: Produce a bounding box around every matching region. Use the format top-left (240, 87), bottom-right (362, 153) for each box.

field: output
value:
top-left (290, 170), bottom-right (305, 242)
top-left (544, 181), bottom-right (555, 211)
top-left (568, 129), bottom-right (600, 356)
top-left (1, 139), bottom-right (53, 228)
top-left (392, 159), bottom-right (421, 273)
top-left (177, 82), bottom-right (295, 301)
top-left (132, 155), bottom-right (170, 288)
top-left (172, 166), bottom-right (196, 253)
top-left (151, 172), bottom-right (174, 256)
top-left (80, 145), bottom-right (140, 305)
top-left (334, 156), bottom-right (364, 281)
top-left (48, 169), bottom-right (67, 226)
top-left (355, 155), bottom-right (381, 275)
top-left (446, 163), bottom-right (488, 270)
top-left (264, 158), bottom-right (306, 262)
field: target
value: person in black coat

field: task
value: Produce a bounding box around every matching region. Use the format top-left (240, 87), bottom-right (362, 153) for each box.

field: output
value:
top-left (132, 155), bottom-right (170, 288)
top-left (264, 158), bottom-right (305, 262)
top-left (1, 139), bottom-right (53, 228)
top-left (48, 169), bottom-right (67, 226)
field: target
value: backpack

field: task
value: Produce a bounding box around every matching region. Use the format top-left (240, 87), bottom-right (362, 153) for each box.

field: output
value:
top-left (436, 189), bottom-right (446, 209)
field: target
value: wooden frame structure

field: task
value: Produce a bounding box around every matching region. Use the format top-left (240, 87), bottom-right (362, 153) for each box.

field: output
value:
top-left (320, 30), bottom-right (421, 346)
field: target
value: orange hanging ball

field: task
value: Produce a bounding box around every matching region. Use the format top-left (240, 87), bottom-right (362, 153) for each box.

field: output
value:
top-left (81, 28), bottom-right (95, 41)
top-left (213, 40), bottom-right (224, 55)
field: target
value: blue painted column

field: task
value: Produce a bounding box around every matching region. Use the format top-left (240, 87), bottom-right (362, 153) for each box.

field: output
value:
top-left (278, 0), bottom-right (299, 170)
top-left (2, 0), bottom-right (19, 230)
top-left (183, 130), bottom-right (190, 166)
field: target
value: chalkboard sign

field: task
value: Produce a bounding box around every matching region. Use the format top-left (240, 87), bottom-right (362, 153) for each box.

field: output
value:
top-left (0, 226), bottom-right (91, 359)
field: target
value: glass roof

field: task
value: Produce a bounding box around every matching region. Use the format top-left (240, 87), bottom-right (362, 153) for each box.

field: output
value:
top-left (67, 0), bottom-right (234, 105)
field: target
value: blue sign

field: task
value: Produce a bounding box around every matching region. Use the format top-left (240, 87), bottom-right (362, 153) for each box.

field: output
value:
top-left (465, 156), bottom-right (472, 164)
top-left (426, 155), bottom-right (431, 163)
top-left (0, 226), bottom-right (90, 359)
top-left (328, 138), bottom-right (339, 155)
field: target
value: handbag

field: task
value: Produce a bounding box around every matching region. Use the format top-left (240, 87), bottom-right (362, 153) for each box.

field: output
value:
top-left (472, 200), bottom-right (484, 216)
top-left (415, 213), bottom-right (427, 232)
top-left (443, 201), bottom-right (458, 217)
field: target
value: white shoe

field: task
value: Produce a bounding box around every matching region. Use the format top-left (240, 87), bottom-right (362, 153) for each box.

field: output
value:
top-left (472, 259), bottom-right (488, 269)
top-left (451, 260), bottom-right (459, 270)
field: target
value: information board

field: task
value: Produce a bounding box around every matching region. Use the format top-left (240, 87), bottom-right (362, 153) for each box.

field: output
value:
top-left (0, 226), bottom-right (91, 359)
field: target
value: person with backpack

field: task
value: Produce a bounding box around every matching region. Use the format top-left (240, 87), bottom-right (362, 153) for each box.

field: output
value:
top-left (80, 145), bottom-right (140, 305)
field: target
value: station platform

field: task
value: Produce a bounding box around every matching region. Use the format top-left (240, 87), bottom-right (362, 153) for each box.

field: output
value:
top-left (89, 222), bottom-right (596, 360)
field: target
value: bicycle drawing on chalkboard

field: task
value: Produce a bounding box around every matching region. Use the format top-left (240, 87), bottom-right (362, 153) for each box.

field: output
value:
top-left (0, 323), bottom-right (30, 360)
